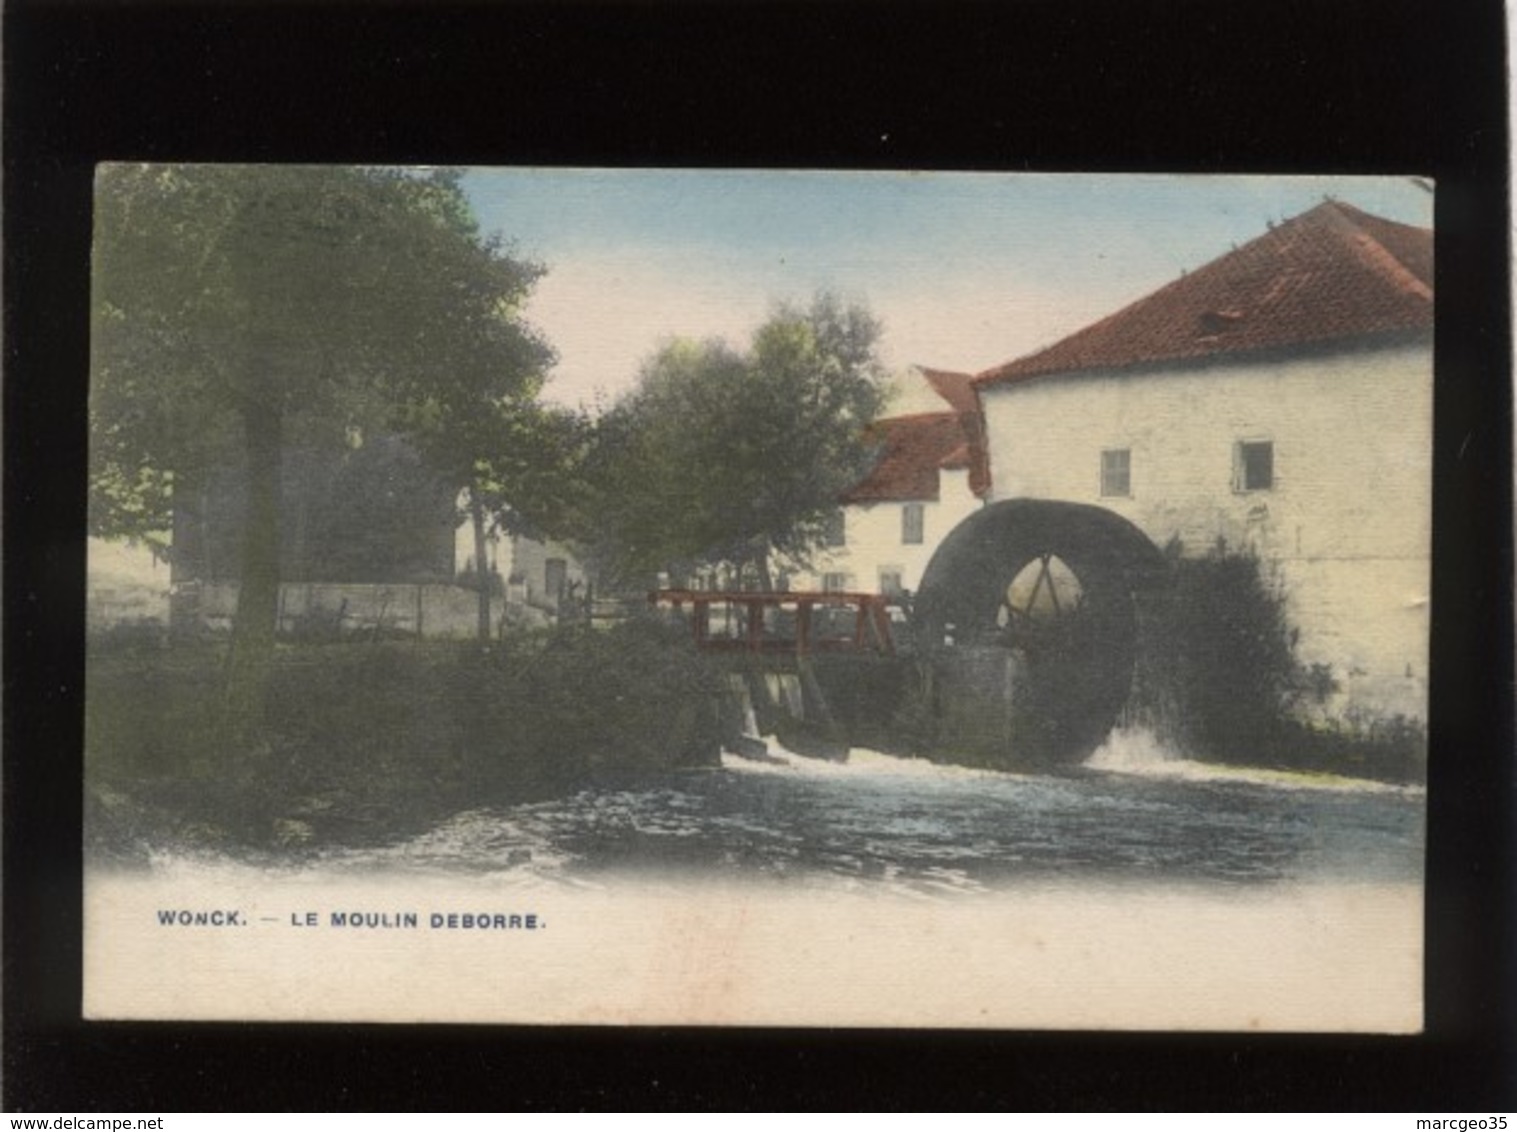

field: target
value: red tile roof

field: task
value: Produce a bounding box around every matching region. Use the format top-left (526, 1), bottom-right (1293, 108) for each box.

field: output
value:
top-left (976, 200), bottom-right (1433, 389)
top-left (842, 411), bottom-right (978, 503)
top-left (919, 367), bottom-right (979, 414)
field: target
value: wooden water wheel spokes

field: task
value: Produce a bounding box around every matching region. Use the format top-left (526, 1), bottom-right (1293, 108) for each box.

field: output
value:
top-left (995, 551), bottom-right (1086, 636)
top-left (914, 500), bottom-right (1166, 768)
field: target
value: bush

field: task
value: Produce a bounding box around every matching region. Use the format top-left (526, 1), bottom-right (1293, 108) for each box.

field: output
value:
top-left (1281, 713), bottom-right (1427, 784)
top-left (1130, 541), bottom-right (1306, 758)
top-left (261, 618), bottom-right (724, 796)
top-left (86, 647), bottom-right (227, 779)
top-left (85, 616), bottom-right (725, 850)
top-left (484, 616), bottom-right (724, 777)
top-left (1128, 540), bottom-right (1424, 782)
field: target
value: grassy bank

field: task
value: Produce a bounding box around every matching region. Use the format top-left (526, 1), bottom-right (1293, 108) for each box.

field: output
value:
top-left (86, 618), bottom-right (724, 856)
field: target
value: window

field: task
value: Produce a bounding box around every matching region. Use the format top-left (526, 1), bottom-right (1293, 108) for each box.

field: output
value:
top-left (824, 509), bottom-right (846, 547)
top-left (902, 502), bottom-right (925, 545)
top-left (1100, 448), bottom-right (1131, 497)
top-left (822, 572), bottom-right (853, 594)
top-left (878, 567), bottom-right (904, 596)
top-left (1236, 440), bottom-right (1274, 492)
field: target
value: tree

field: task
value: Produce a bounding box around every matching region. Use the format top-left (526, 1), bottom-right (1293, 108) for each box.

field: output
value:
top-left (575, 293), bottom-right (888, 589)
top-left (415, 399), bottom-right (587, 643)
top-left (376, 212), bottom-right (563, 645)
top-left (91, 164), bottom-right (551, 738)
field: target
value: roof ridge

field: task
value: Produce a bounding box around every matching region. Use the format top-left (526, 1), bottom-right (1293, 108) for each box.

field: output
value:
top-left (916, 365), bottom-right (980, 413)
top-left (1317, 199), bottom-right (1433, 300)
top-left (973, 203), bottom-right (1311, 383)
top-left (877, 409), bottom-right (961, 425)
top-left (973, 257), bottom-right (1207, 384)
top-left (843, 408), bottom-right (980, 502)
top-left (975, 200), bottom-right (1432, 388)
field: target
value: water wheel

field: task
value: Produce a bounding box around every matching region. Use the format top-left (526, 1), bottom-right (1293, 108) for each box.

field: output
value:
top-left (913, 499), bottom-right (1165, 769)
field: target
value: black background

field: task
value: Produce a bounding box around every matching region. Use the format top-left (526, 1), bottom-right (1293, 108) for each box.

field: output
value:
top-left (5, 0), bottom-right (1512, 1112)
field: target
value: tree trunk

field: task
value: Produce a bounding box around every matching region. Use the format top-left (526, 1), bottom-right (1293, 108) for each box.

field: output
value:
top-left (753, 544), bottom-right (775, 592)
top-left (470, 489), bottom-right (492, 645)
top-left (223, 397), bottom-right (283, 750)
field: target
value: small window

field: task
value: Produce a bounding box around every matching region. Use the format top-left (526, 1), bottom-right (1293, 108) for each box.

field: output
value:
top-left (1100, 448), bottom-right (1131, 497)
top-left (822, 572), bottom-right (852, 594)
top-left (901, 502), bottom-right (925, 545)
top-left (878, 567), bottom-right (904, 596)
top-left (1236, 440), bottom-right (1274, 492)
top-left (824, 509), bottom-right (846, 547)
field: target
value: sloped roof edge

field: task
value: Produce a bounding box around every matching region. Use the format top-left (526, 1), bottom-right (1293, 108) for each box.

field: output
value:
top-left (975, 200), bottom-right (1433, 390)
top-left (842, 411), bottom-right (979, 504)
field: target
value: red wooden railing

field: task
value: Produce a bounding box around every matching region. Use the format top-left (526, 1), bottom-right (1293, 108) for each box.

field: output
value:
top-left (649, 589), bottom-right (896, 658)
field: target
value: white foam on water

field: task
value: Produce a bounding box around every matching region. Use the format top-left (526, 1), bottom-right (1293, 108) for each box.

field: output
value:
top-left (1085, 726), bottom-right (1425, 796)
top-left (721, 741), bottom-right (1036, 784)
top-left (135, 807), bottom-right (592, 890)
top-left (722, 724), bottom-right (1423, 798)
top-left (1083, 726), bottom-right (1182, 773)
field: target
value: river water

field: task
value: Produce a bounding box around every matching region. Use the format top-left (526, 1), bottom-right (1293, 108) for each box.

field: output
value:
top-left (86, 729), bottom-right (1426, 1029)
top-left (254, 728), bottom-right (1424, 897)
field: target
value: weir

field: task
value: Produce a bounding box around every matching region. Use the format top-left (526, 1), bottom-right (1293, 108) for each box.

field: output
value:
top-left (651, 589), bottom-right (898, 762)
top-left (650, 501), bottom-right (1166, 771)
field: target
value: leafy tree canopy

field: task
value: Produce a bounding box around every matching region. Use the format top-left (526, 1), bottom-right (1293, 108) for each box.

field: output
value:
top-left (462, 401), bottom-right (592, 542)
top-left (90, 164), bottom-right (552, 543)
top-left (89, 164), bottom-right (558, 720)
top-left (576, 292), bottom-right (888, 588)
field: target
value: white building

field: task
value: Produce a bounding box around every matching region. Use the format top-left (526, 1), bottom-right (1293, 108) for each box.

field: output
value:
top-left (87, 537), bottom-right (171, 632)
top-left (974, 200), bottom-right (1433, 723)
top-left (455, 515), bottom-right (586, 616)
top-left (790, 367), bottom-right (989, 597)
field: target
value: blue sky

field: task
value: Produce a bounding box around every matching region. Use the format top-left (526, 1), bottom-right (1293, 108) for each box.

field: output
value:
top-left (462, 170), bottom-right (1433, 410)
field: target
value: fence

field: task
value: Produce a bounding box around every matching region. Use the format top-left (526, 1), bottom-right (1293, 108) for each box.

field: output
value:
top-left (155, 580), bottom-right (621, 640)
top-left (174, 581), bottom-right (488, 640)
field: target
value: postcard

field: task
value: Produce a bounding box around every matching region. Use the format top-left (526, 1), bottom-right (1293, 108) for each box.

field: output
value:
top-left (84, 168), bottom-right (1430, 1030)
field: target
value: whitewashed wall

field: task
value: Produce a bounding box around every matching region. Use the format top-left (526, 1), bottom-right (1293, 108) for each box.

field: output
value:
top-left (509, 535), bottom-right (587, 609)
top-left (455, 519), bottom-right (585, 610)
top-left (789, 467), bottom-right (984, 596)
top-left (979, 342), bottom-right (1432, 721)
top-left (87, 537), bottom-right (171, 630)
top-left (188, 580), bottom-right (483, 638)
